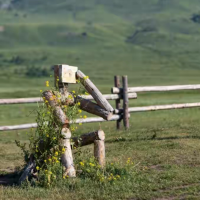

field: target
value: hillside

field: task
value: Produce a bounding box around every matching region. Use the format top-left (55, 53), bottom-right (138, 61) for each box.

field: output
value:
top-left (0, 0), bottom-right (200, 98)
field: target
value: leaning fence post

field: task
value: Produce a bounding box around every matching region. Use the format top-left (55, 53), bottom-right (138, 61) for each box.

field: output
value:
top-left (114, 76), bottom-right (121, 130)
top-left (122, 76), bottom-right (129, 129)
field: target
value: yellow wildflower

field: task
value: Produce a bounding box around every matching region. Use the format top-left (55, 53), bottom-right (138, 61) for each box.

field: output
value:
top-left (53, 137), bottom-right (56, 140)
top-left (77, 102), bottom-right (81, 106)
top-left (83, 76), bottom-right (89, 80)
top-left (78, 110), bottom-right (82, 113)
top-left (56, 160), bottom-right (59, 163)
top-left (36, 166), bottom-right (40, 170)
top-left (55, 151), bottom-right (58, 156)
top-left (48, 158), bottom-right (52, 162)
top-left (79, 162), bottom-right (84, 166)
top-left (44, 160), bottom-right (47, 163)
top-left (83, 115), bottom-right (87, 119)
top-left (46, 134), bottom-right (49, 137)
top-left (46, 81), bottom-right (49, 87)
top-left (72, 90), bottom-right (75, 94)
top-left (40, 90), bottom-right (43, 93)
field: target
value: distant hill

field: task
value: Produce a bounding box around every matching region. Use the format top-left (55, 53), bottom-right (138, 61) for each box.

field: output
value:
top-left (1, 0), bottom-right (200, 97)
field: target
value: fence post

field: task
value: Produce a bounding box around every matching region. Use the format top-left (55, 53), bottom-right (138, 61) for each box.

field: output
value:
top-left (122, 76), bottom-right (129, 129)
top-left (114, 76), bottom-right (121, 130)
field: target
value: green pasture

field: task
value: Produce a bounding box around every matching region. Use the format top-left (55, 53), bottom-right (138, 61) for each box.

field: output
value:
top-left (1, 0), bottom-right (200, 199)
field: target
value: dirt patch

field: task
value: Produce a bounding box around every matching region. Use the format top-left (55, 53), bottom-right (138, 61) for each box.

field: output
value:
top-left (149, 165), bottom-right (165, 171)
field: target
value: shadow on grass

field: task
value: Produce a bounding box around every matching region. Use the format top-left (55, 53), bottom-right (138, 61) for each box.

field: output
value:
top-left (106, 135), bottom-right (200, 143)
top-left (0, 171), bottom-right (20, 186)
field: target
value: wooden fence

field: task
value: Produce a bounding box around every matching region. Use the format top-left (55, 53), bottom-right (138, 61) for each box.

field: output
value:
top-left (1, 75), bottom-right (200, 131)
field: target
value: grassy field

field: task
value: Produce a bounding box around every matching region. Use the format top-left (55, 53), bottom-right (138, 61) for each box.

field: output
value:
top-left (1, 0), bottom-right (200, 199)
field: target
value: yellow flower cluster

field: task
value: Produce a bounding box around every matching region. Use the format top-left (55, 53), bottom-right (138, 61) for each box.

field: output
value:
top-left (126, 157), bottom-right (134, 165)
top-left (46, 81), bottom-right (49, 87)
top-left (107, 173), bottom-right (120, 181)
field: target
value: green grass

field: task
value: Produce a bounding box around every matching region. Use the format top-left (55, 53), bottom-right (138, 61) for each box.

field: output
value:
top-left (1, 0), bottom-right (200, 199)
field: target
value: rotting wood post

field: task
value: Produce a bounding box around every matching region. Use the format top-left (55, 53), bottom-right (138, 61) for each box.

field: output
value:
top-left (114, 76), bottom-right (121, 130)
top-left (61, 128), bottom-right (76, 177)
top-left (94, 130), bottom-right (105, 168)
top-left (122, 76), bottom-right (129, 130)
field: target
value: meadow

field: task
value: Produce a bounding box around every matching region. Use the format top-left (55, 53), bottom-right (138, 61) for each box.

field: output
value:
top-left (1, 0), bottom-right (200, 199)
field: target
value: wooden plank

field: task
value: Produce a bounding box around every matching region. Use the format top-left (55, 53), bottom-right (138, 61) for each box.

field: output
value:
top-left (76, 70), bottom-right (114, 112)
top-left (122, 76), bottom-right (129, 129)
top-left (112, 84), bottom-right (200, 94)
top-left (0, 115), bottom-right (123, 131)
top-left (114, 76), bottom-right (121, 129)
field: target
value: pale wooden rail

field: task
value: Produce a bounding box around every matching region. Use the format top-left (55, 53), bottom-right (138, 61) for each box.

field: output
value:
top-left (0, 115), bottom-right (122, 131)
top-left (0, 93), bottom-right (137, 105)
top-left (114, 102), bottom-right (200, 114)
top-left (112, 84), bottom-right (200, 94)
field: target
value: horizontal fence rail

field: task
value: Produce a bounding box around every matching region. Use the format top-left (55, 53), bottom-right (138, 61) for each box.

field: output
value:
top-left (114, 102), bottom-right (200, 113)
top-left (0, 93), bottom-right (137, 105)
top-left (1, 80), bottom-right (200, 131)
top-left (112, 84), bottom-right (200, 94)
top-left (0, 115), bottom-right (124, 131)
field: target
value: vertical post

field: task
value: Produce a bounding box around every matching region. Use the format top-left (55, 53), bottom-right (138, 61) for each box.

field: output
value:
top-left (54, 65), bottom-right (76, 177)
top-left (122, 76), bottom-right (129, 129)
top-left (61, 128), bottom-right (76, 177)
top-left (94, 132), bottom-right (105, 168)
top-left (114, 76), bottom-right (121, 130)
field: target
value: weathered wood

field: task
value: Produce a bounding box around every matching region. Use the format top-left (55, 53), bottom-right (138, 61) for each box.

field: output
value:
top-left (122, 76), bottom-right (129, 129)
top-left (76, 70), bottom-right (114, 112)
top-left (94, 140), bottom-right (105, 168)
top-left (72, 130), bottom-right (105, 147)
top-left (114, 76), bottom-right (121, 129)
top-left (0, 115), bottom-right (124, 131)
top-left (75, 96), bottom-right (113, 120)
top-left (80, 93), bottom-right (137, 100)
top-left (18, 156), bottom-right (36, 185)
top-left (0, 93), bottom-right (137, 105)
top-left (61, 128), bottom-right (76, 177)
top-left (57, 64), bottom-right (78, 84)
top-left (112, 84), bottom-right (200, 94)
top-left (43, 91), bottom-right (69, 127)
top-left (0, 97), bottom-right (42, 105)
top-left (115, 103), bottom-right (200, 113)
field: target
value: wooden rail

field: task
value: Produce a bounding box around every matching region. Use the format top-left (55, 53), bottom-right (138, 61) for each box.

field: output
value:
top-left (0, 93), bottom-right (137, 105)
top-left (0, 115), bottom-right (123, 131)
top-left (112, 84), bottom-right (200, 94)
top-left (1, 76), bottom-right (200, 131)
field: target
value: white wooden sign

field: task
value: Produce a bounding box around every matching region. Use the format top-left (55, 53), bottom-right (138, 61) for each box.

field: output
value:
top-left (59, 65), bottom-right (78, 84)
